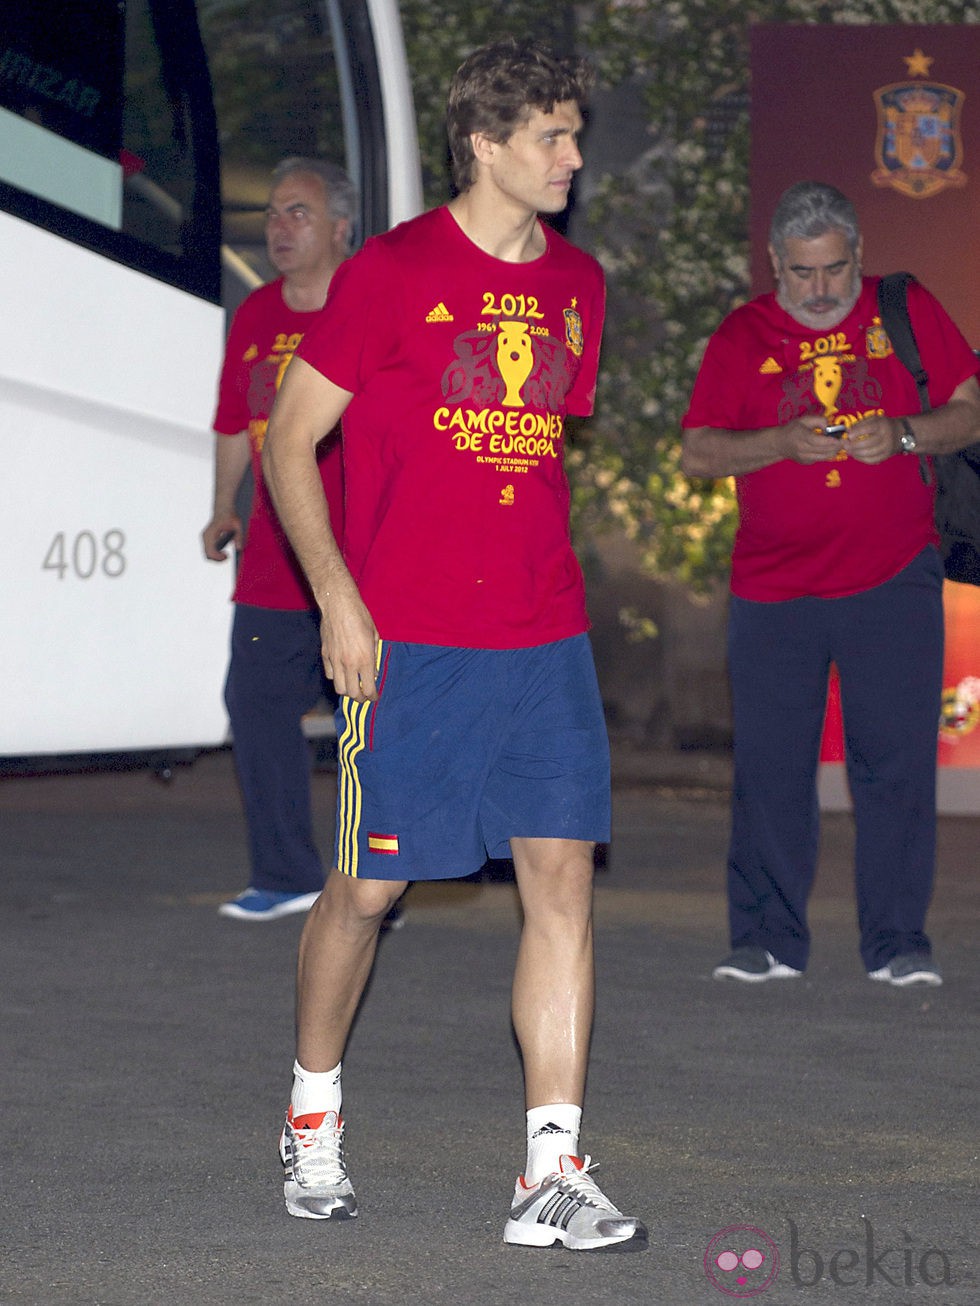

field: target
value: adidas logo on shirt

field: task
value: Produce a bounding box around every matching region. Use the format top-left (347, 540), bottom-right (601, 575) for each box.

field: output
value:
top-left (426, 301), bottom-right (454, 323)
top-left (759, 356), bottom-right (782, 374)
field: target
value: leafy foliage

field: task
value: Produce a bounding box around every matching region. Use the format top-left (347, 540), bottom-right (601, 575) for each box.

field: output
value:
top-left (399, 3), bottom-right (575, 201)
top-left (199, 0), bottom-right (346, 170)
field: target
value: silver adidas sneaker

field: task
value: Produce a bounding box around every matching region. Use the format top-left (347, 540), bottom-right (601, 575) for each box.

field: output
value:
top-left (503, 1154), bottom-right (647, 1251)
top-left (280, 1107), bottom-right (357, 1220)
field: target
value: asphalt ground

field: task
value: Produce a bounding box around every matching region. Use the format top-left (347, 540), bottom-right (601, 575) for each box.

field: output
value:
top-left (0, 746), bottom-right (977, 1306)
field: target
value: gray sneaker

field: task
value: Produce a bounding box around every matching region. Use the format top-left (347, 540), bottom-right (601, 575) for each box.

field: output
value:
top-left (503, 1154), bottom-right (647, 1251)
top-left (712, 947), bottom-right (803, 982)
top-left (868, 952), bottom-right (942, 987)
top-left (280, 1107), bottom-right (357, 1219)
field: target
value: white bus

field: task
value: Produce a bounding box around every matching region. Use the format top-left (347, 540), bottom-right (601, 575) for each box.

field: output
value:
top-left (0, 0), bottom-right (421, 761)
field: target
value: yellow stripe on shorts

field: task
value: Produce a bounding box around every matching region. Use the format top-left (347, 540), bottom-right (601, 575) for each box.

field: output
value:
top-left (336, 696), bottom-right (369, 876)
top-left (335, 642), bottom-right (384, 878)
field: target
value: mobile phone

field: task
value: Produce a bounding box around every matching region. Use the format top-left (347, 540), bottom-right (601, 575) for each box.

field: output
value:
top-left (823, 423), bottom-right (847, 438)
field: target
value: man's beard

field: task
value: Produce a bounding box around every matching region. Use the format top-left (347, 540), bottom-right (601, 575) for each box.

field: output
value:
top-left (777, 270), bottom-right (861, 330)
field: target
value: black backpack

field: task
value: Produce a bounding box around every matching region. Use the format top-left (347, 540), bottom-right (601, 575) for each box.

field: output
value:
top-left (876, 272), bottom-right (980, 586)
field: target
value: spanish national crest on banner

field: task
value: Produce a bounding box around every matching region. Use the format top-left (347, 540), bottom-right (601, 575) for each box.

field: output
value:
top-left (871, 53), bottom-right (966, 199)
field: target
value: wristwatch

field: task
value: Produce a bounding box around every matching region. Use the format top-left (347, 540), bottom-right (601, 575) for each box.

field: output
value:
top-left (899, 418), bottom-right (918, 454)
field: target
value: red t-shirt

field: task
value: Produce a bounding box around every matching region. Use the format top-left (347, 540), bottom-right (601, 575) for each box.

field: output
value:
top-left (683, 277), bottom-right (978, 600)
top-left (297, 207), bottom-right (606, 648)
top-left (212, 278), bottom-right (343, 610)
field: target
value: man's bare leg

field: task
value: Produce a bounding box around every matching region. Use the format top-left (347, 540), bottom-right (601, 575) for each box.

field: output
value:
top-left (504, 836), bottom-right (646, 1249)
top-left (296, 867), bottom-right (408, 1071)
top-left (510, 837), bottom-right (595, 1109)
top-left (282, 868), bottom-right (407, 1219)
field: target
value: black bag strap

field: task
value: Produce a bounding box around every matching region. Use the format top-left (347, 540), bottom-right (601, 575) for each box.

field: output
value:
top-left (877, 272), bottom-right (932, 484)
top-left (876, 272), bottom-right (932, 413)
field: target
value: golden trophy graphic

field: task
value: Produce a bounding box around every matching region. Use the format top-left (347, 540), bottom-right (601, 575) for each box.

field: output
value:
top-left (496, 320), bottom-right (534, 408)
top-left (812, 355), bottom-right (843, 418)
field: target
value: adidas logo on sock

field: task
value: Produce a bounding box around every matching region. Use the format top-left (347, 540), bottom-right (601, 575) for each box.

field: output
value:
top-left (532, 1122), bottom-right (571, 1139)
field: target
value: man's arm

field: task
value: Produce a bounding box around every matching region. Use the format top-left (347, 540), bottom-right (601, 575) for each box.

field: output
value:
top-left (202, 431), bottom-right (251, 559)
top-left (681, 417), bottom-right (845, 478)
top-left (262, 356), bottom-right (379, 702)
top-left (846, 375), bottom-right (980, 465)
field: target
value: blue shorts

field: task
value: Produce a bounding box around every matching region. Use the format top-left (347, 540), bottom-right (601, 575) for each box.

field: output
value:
top-left (333, 634), bottom-right (610, 880)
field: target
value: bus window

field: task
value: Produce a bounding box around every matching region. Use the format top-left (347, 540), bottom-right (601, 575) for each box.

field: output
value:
top-left (0, 3), bottom-right (125, 227)
top-left (200, 0), bottom-right (349, 297)
top-left (202, 0), bottom-right (422, 306)
top-left (0, 0), bottom-right (220, 302)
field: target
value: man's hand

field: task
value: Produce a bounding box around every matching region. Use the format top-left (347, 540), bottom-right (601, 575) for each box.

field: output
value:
top-left (319, 580), bottom-right (380, 702)
top-left (843, 414), bottom-right (902, 464)
top-left (781, 418), bottom-right (849, 465)
top-left (201, 515), bottom-right (242, 560)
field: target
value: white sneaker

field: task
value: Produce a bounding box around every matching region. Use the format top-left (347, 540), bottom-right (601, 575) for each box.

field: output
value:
top-left (280, 1107), bottom-right (357, 1219)
top-left (503, 1155), bottom-right (647, 1251)
top-left (712, 947), bottom-right (803, 982)
top-left (868, 951), bottom-right (942, 987)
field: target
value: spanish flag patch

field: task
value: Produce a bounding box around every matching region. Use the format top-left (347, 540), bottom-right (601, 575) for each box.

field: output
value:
top-left (368, 832), bottom-right (399, 856)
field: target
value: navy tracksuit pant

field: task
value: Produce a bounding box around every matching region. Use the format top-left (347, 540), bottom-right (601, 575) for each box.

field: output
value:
top-left (726, 547), bottom-right (944, 972)
top-left (224, 604), bottom-right (333, 895)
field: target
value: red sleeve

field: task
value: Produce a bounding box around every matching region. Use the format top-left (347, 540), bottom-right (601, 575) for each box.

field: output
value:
top-left (566, 268), bottom-right (606, 417)
top-left (211, 296), bottom-right (258, 435)
top-left (681, 316), bottom-right (751, 430)
top-left (296, 239), bottom-right (400, 394)
top-left (907, 279), bottom-right (980, 406)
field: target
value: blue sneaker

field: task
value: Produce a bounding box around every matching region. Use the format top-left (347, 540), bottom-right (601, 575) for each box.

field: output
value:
top-left (218, 888), bottom-right (321, 921)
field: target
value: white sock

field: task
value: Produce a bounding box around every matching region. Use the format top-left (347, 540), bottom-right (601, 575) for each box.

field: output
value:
top-left (524, 1103), bottom-right (582, 1185)
top-left (290, 1059), bottom-right (342, 1119)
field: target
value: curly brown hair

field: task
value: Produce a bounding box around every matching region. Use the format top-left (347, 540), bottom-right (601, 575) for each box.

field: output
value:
top-left (446, 37), bottom-right (595, 194)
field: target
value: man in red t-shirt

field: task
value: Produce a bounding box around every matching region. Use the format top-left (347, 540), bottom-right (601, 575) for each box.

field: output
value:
top-left (682, 180), bottom-right (980, 987)
top-left (262, 39), bottom-right (646, 1250)
top-left (202, 157), bottom-right (356, 922)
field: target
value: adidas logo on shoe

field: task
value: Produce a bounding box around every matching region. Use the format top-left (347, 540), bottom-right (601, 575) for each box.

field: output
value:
top-left (503, 1155), bottom-right (647, 1252)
